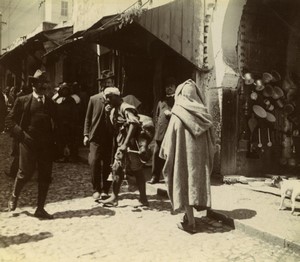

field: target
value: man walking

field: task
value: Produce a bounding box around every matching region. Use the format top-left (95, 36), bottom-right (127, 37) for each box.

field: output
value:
top-left (100, 87), bottom-right (148, 207)
top-left (6, 70), bottom-right (56, 219)
top-left (83, 70), bottom-right (114, 200)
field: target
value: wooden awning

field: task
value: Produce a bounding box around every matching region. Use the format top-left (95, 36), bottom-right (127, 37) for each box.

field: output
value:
top-left (137, 0), bottom-right (204, 69)
top-left (84, 0), bottom-right (205, 69)
top-left (0, 26), bottom-right (73, 66)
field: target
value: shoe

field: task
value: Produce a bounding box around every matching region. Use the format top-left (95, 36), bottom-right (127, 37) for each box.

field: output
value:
top-left (34, 208), bottom-right (54, 219)
top-left (147, 176), bottom-right (159, 184)
top-left (137, 198), bottom-right (149, 207)
top-left (177, 222), bottom-right (196, 234)
top-left (102, 200), bottom-right (118, 207)
top-left (8, 196), bottom-right (17, 212)
top-left (92, 191), bottom-right (101, 199)
top-left (177, 214), bottom-right (196, 234)
top-left (100, 192), bottom-right (109, 200)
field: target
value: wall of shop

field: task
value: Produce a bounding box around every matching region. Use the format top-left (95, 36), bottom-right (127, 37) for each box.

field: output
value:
top-left (220, 0), bottom-right (300, 177)
top-left (204, 0), bottom-right (246, 176)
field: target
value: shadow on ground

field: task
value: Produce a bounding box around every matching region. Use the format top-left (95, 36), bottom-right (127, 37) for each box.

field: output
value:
top-left (207, 208), bottom-right (257, 228)
top-left (210, 208), bottom-right (257, 220)
top-left (0, 232), bottom-right (53, 248)
top-left (193, 216), bottom-right (234, 234)
top-left (15, 206), bottom-right (115, 219)
top-left (118, 192), bottom-right (172, 212)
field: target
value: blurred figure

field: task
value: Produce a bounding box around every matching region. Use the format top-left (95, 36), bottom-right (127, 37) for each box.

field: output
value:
top-left (16, 84), bottom-right (32, 97)
top-left (83, 70), bottom-right (114, 200)
top-left (160, 79), bottom-right (215, 234)
top-left (53, 82), bottom-right (78, 162)
top-left (148, 77), bottom-right (176, 184)
top-left (7, 86), bottom-right (17, 112)
top-left (0, 88), bottom-right (7, 133)
top-left (72, 81), bottom-right (87, 150)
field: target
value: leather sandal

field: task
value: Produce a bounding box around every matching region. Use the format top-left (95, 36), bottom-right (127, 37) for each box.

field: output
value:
top-left (177, 213), bottom-right (196, 234)
top-left (177, 221), bottom-right (197, 234)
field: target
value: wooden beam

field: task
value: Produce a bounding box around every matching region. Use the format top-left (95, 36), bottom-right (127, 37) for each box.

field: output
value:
top-left (182, 0), bottom-right (194, 61)
top-left (170, 0), bottom-right (183, 54)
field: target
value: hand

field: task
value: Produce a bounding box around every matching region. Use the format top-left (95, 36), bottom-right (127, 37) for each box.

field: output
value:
top-left (105, 104), bottom-right (112, 112)
top-left (164, 109), bottom-right (172, 117)
top-left (83, 136), bottom-right (89, 146)
top-left (119, 143), bottom-right (128, 152)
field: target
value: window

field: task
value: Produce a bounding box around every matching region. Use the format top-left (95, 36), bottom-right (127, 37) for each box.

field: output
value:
top-left (61, 1), bottom-right (68, 16)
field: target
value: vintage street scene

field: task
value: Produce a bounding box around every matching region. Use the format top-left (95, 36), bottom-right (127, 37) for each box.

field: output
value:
top-left (0, 0), bottom-right (300, 261)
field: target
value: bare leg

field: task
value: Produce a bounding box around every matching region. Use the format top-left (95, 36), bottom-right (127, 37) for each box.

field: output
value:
top-left (184, 205), bottom-right (195, 226)
top-left (134, 170), bottom-right (148, 205)
top-left (100, 178), bottom-right (122, 206)
top-left (177, 205), bottom-right (196, 234)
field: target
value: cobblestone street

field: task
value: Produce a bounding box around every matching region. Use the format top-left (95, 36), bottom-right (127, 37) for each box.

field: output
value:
top-left (1, 133), bottom-right (300, 262)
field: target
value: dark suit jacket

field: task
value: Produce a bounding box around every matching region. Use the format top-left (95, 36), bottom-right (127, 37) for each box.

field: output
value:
top-left (84, 93), bottom-right (112, 145)
top-left (5, 94), bottom-right (57, 142)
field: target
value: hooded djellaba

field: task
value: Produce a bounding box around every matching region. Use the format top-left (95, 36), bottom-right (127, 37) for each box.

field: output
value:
top-left (159, 79), bottom-right (215, 233)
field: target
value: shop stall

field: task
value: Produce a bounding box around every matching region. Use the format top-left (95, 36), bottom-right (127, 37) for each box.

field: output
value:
top-left (222, 0), bottom-right (300, 177)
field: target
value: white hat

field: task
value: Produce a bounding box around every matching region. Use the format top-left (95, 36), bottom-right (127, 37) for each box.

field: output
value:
top-left (104, 87), bottom-right (120, 97)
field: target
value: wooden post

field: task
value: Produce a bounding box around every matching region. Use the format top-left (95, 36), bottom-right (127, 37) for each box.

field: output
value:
top-left (96, 44), bottom-right (101, 93)
top-left (152, 55), bottom-right (164, 117)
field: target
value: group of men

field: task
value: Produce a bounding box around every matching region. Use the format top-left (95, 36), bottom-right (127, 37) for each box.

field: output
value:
top-left (5, 69), bottom-right (160, 219)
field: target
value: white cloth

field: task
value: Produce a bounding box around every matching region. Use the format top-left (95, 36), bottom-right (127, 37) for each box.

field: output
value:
top-left (71, 94), bottom-right (81, 104)
top-left (123, 95), bottom-right (141, 109)
top-left (159, 79), bottom-right (215, 211)
top-left (33, 91), bottom-right (45, 104)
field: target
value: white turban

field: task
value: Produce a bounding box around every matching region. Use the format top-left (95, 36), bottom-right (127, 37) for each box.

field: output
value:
top-left (104, 87), bottom-right (120, 97)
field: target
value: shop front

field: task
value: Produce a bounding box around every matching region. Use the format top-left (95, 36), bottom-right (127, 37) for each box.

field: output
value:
top-left (83, 0), bottom-right (208, 116)
top-left (221, 0), bottom-right (300, 177)
top-left (0, 23), bottom-right (73, 92)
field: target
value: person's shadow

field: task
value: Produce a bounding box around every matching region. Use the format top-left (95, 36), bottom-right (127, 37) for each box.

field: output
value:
top-left (207, 208), bottom-right (257, 228)
top-left (0, 232), bottom-right (53, 248)
top-left (17, 206), bottom-right (115, 220)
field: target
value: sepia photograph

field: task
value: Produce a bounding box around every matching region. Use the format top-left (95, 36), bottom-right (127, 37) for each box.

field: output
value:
top-left (0, 0), bottom-right (299, 261)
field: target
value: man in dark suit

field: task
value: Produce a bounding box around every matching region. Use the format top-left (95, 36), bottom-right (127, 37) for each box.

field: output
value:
top-left (5, 85), bottom-right (32, 179)
top-left (6, 70), bottom-right (56, 219)
top-left (83, 70), bottom-right (114, 200)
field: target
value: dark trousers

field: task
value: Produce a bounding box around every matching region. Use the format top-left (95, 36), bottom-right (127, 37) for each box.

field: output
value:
top-left (10, 133), bottom-right (54, 210)
top-left (152, 140), bottom-right (165, 180)
top-left (9, 139), bottom-right (19, 178)
top-left (56, 122), bottom-right (77, 160)
top-left (17, 135), bottom-right (52, 185)
top-left (89, 141), bottom-right (112, 194)
top-left (0, 113), bottom-right (5, 132)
